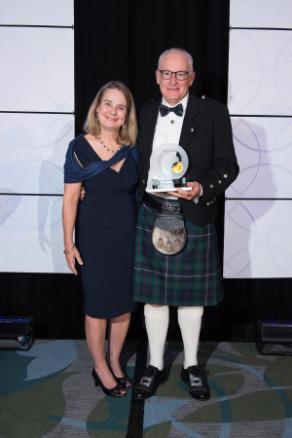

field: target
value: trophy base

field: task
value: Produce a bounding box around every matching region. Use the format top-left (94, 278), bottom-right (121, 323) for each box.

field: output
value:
top-left (149, 177), bottom-right (191, 193)
top-left (148, 186), bottom-right (192, 193)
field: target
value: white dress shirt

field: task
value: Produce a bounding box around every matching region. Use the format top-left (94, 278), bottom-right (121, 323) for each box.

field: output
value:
top-left (146, 94), bottom-right (189, 197)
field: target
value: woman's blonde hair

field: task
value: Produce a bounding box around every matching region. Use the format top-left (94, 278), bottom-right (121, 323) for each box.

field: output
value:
top-left (83, 81), bottom-right (137, 145)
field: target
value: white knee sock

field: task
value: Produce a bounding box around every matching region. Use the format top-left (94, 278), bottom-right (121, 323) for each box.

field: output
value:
top-left (177, 306), bottom-right (204, 369)
top-left (144, 304), bottom-right (169, 370)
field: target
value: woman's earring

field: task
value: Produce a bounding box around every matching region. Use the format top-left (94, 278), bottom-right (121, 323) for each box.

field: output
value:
top-left (122, 123), bottom-right (127, 129)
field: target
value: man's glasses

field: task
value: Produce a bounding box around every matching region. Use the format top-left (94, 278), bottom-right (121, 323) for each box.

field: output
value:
top-left (158, 70), bottom-right (190, 81)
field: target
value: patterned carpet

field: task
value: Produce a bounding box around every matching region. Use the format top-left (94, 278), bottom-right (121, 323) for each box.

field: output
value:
top-left (143, 342), bottom-right (292, 437)
top-left (0, 340), bottom-right (292, 437)
top-left (0, 340), bottom-right (136, 438)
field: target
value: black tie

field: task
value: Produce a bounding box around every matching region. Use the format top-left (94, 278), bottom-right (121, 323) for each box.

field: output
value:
top-left (159, 103), bottom-right (183, 117)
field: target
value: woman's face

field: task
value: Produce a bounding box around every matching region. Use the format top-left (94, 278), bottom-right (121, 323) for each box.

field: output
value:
top-left (96, 88), bottom-right (128, 133)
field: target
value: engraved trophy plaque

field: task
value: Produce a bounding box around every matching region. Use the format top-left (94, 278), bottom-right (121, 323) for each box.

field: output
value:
top-left (148, 143), bottom-right (191, 193)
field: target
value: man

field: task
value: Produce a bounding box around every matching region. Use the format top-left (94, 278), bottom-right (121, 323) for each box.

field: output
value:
top-left (133, 48), bottom-right (239, 400)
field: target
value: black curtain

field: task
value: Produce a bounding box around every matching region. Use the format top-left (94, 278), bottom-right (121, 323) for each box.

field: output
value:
top-left (74, 0), bottom-right (230, 129)
top-left (1, 0), bottom-right (291, 340)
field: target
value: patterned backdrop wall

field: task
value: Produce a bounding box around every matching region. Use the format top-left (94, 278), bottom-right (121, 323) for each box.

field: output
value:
top-left (223, 0), bottom-right (292, 278)
top-left (0, 0), bottom-right (74, 273)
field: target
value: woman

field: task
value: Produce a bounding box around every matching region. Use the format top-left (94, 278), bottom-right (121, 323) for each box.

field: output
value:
top-left (62, 81), bottom-right (139, 397)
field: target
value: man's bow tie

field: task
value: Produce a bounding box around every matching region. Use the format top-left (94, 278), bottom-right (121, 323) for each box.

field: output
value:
top-left (159, 103), bottom-right (183, 117)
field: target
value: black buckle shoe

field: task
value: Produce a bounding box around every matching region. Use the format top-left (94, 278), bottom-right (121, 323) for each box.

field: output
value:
top-left (181, 365), bottom-right (210, 401)
top-left (134, 365), bottom-right (166, 400)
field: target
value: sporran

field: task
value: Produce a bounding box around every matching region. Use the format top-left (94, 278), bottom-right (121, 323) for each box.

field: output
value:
top-left (152, 213), bottom-right (186, 255)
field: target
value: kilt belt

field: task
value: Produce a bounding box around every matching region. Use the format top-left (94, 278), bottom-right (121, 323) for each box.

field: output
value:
top-left (133, 199), bottom-right (223, 307)
top-left (143, 193), bottom-right (180, 213)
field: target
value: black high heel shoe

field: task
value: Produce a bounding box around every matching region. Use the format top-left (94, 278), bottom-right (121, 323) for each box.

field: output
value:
top-left (106, 354), bottom-right (133, 389)
top-left (91, 369), bottom-right (126, 397)
top-left (112, 371), bottom-right (132, 389)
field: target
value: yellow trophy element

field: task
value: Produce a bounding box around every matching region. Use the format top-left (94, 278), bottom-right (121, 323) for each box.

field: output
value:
top-left (172, 161), bottom-right (184, 174)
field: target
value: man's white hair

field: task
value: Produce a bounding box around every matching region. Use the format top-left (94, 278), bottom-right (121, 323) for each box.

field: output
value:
top-left (158, 48), bottom-right (194, 72)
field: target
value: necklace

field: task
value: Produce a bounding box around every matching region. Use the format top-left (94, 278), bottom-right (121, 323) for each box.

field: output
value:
top-left (96, 136), bottom-right (122, 153)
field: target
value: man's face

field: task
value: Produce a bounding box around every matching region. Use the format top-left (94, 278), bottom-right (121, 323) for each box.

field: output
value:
top-left (156, 51), bottom-right (195, 105)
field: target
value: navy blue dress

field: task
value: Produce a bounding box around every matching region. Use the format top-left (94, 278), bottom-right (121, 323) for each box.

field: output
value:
top-left (73, 135), bottom-right (138, 318)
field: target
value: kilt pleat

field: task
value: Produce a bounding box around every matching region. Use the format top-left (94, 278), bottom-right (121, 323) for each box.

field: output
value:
top-left (133, 204), bottom-right (223, 306)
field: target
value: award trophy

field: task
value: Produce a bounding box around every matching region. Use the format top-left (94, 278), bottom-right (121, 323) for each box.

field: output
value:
top-left (148, 143), bottom-right (191, 193)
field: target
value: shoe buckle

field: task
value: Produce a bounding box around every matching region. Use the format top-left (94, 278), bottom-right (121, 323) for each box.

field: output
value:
top-left (190, 374), bottom-right (202, 387)
top-left (140, 376), bottom-right (152, 387)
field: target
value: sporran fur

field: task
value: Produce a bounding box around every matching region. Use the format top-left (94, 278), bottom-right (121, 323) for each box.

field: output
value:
top-left (152, 214), bottom-right (186, 255)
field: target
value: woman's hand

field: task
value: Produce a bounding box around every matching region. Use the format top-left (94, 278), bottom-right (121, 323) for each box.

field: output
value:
top-left (80, 186), bottom-right (86, 201)
top-left (65, 245), bottom-right (84, 275)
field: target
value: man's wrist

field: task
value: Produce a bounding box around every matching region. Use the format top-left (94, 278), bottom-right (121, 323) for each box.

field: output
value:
top-left (192, 183), bottom-right (203, 204)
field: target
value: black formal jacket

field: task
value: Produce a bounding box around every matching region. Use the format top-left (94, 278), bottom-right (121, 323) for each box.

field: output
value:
top-left (136, 93), bottom-right (239, 226)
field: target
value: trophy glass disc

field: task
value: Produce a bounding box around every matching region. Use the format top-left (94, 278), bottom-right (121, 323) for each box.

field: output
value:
top-left (149, 143), bottom-right (190, 192)
top-left (158, 144), bottom-right (188, 179)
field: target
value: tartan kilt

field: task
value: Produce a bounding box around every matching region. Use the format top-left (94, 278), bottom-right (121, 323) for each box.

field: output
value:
top-left (133, 203), bottom-right (223, 306)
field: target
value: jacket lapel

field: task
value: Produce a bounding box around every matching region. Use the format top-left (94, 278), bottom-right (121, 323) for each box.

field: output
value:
top-left (179, 94), bottom-right (200, 150)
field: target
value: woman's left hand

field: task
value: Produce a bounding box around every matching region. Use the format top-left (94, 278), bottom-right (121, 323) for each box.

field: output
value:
top-left (65, 245), bottom-right (84, 276)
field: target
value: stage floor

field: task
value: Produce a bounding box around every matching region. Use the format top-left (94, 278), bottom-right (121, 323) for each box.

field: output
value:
top-left (1, 340), bottom-right (292, 437)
